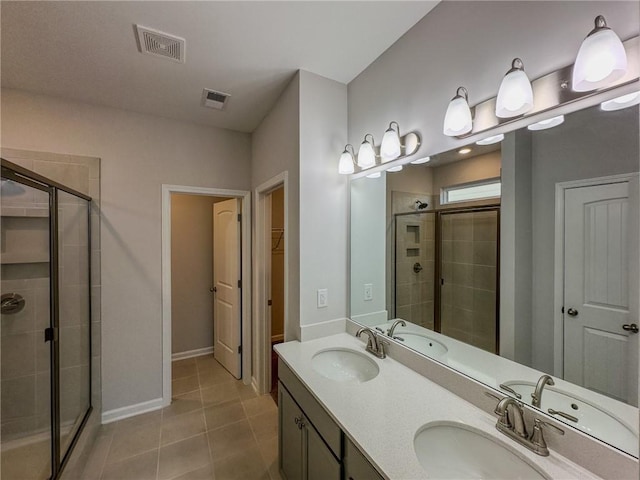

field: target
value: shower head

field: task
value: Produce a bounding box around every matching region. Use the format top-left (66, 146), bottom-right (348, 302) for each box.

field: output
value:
top-left (415, 200), bottom-right (429, 210)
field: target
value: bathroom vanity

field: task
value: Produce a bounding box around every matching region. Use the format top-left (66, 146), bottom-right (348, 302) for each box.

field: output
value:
top-left (275, 333), bottom-right (605, 480)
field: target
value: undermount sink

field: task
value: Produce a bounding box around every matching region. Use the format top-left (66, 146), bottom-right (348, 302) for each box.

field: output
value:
top-left (414, 422), bottom-right (548, 479)
top-left (502, 381), bottom-right (638, 454)
top-left (395, 332), bottom-right (448, 360)
top-left (311, 348), bottom-right (379, 383)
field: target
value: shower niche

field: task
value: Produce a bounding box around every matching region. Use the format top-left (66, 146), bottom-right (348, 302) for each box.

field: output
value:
top-left (1, 159), bottom-right (92, 480)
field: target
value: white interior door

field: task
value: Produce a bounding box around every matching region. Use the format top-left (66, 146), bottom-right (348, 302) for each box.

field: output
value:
top-left (213, 198), bottom-right (241, 378)
top-left (563, 181), bottom-right (638, 403)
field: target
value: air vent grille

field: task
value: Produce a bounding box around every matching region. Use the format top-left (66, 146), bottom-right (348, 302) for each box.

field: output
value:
top-left (135, 25), bottom-right (185, 63)
top-left (202, 89), bottom-right (231, 110)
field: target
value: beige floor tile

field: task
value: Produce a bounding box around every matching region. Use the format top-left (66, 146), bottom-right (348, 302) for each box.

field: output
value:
top-left (204, 400), bottom-right (246, 431)
top-left (213, 445), bottom-right (270, 480)
top-left (201, 383), bottom-right (240, 407)
top-left (111, 410), bottom-right (161, 432)
top-left (100, 449), bottom-right (158, 480)
top-left (242, 395), bottom-right (277, 418)
top-left (161, 410), bottom-right (206, 446)
top-left (199, 369), bottom-right (236, 389)
top-left (249, 411), bottom-right (278, 444)
top-left (235, 381), bottom-right (258, 401)
top-left (158, 433), bottom-right (211, 480)
top-left (106, 422), bottom-right (161, 464)
top-left (208, 419), bottom-right (256, 462)
top-left (1, 439), bottom-right (51, 480)
top-left (169, 463), bottom-right (215, 480)
top-left (172, 362), bottom-right (197, 380)
top-left (258, 434), bottom-right (279, 477)
top-left (173, 357), bottom-right (196, 368)
top-left (172, 375), bottom-right (200, 396)
top-left (81, 434), bottom-right (113, 480)
top-left (163, 390), bottom-right (202, 419)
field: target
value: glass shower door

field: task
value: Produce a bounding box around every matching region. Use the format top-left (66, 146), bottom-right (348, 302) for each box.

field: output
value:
top-left (0, 177), bottom-right (52, 480)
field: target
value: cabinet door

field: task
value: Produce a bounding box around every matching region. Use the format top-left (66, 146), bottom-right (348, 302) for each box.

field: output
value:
top-left (344, 438), bottom-right (384, 480)
top-left (306, 422), bottom-right (341, 480)
top-left (280, 385), bottom-right (304, 480)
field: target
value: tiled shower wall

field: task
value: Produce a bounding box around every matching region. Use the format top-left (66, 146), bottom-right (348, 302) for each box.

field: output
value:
top-left (1, 149), bottom-right (101, 445)
top-left (440, 210), bottom-right (498, 353)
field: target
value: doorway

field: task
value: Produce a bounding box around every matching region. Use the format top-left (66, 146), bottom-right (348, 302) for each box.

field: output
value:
top-left (559, 176), bottom-right (639, 404)
top-left (161, 185), bottom-right (251, 407)
top-left (268, 187), bottom-right (285, 400)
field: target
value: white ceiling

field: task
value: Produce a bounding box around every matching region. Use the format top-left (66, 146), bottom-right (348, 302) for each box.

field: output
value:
top-left (1, 1), bottom-right (438, 132)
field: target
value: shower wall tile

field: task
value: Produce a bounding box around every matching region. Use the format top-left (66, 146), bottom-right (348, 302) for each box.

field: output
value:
top-left (1, 376), bottom-right (36, 420)
top-left (473, 265), bottom-right (496, 291)
top-left (452, 241), bottom-right (473, 264)
top-left (1, 332), bottom-right (36, 379)
top-left (473, 241), bottom-right (497, 266)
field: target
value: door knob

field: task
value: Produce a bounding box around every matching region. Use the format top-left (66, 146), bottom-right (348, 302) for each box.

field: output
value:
top-left (622, 323), bottom-right (639, 333)
top-left (210, 287), bottom-right (217, 293)
top-left (566, 308), bottom-right (578, 317)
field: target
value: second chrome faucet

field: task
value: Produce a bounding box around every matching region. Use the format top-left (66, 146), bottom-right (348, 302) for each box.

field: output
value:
top-left (356, 327), bottom-right (390, 359)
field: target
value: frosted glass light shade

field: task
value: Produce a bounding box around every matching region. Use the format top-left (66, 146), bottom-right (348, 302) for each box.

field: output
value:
top-left (476, 134), bottom-right (504, 146)
top-left (380, 124), bottom-right (401, 162)
top-left (527, 115), bottom-right (564, 131)
top-left (338, 150), bottom-right (354, 175)
top-left (601, 91), bottom-right (640, 111)
top-left (411, 156), bottom-right (431, 164)
top-left (443, 88), bottom-right (473, 136)
top-left (357, 138), bottom-right (376, 168)
top-left (573, 16), bottom-right (627, 92)
top-left (387, 165), bottom-right (403, 172)
top-left (366, 171), bottom-right (381, 179)
top-left (496, 59), bottom-right (533, 118)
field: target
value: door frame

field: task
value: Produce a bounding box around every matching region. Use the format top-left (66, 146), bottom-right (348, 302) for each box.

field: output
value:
top-left (161, 184), bottom-right (251, 406)
top-left (254, 172), bottom-right (288, 395)
top-left (552, 172), bottom-right (639, 377)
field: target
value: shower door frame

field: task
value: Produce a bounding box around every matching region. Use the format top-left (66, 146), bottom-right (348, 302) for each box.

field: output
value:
top-left (1, 158), bottom-right (93, 480)
top-left (434, 204), bottom-right (501, 354)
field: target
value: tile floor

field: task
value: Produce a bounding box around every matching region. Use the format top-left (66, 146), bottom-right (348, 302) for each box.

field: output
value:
top-left (81, 355), bottom-right (281, 480)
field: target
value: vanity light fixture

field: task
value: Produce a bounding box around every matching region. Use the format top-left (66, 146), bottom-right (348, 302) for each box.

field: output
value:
top-left (338, 144), bottom-right (356, 175)
top-left (458, 147), bottom-right (472, 155)
top-left (476, 134), bottom-right (504, 145)
top-left (443, 87), bottom-right (473, 136)
top-left (380, 122), bottom-right (402, 162)
top-left (600, 91), bottom-right (640, 111)
top-left (527, 115), bottom-right (565, 131)
top-left (411, 156), bottom-right (431, 164)
top-left (357, 134), bottom-right (377, 169)
top-left (366, 171), bottom-right (382, 179)
top-left (387, 165), bottom-right (403, 172)
top-left (496, 58), bottom-right (534, 118)
top-left (573, 15), bottom-right (627, 92)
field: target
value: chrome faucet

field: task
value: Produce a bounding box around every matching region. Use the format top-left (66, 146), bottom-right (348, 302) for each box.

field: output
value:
top-left (356, 327), bottom-right (390, 359)
top-left (491, 395), bottom-right (564, 456)
top-left (531, 375), bottom-right (554, 408)
top-left (387, 319), bottom-right (406, 337)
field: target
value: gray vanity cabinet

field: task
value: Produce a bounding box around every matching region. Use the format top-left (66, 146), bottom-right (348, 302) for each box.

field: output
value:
top-left (279, 383), bottom-right (340, 480)
top-left (344, 438), bottom-right (384, 480)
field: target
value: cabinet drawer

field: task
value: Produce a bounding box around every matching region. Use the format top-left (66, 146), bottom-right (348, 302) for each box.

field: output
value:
top-left (345, 438), bottom-right (384, 480)
top-left (278, 359), bottom-right (342, 458)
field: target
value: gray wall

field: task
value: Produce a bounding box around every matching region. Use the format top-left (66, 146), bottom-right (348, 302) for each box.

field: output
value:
top-left (171, 194), bottom-right (225, 355)
top-left (1, 88), bottom-right (252, 414)
top-left (530, 105), bottom-right (640, 373)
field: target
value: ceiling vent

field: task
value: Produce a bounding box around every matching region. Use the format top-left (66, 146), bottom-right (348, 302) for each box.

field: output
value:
top-left (135, 25), bottom-right (185, 63)
top-left (201, 89), bottom-right (231, 110)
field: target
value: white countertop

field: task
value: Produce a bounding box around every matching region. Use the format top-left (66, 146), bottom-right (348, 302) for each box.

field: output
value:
top-left (275, 333), bottom-right (600, 480)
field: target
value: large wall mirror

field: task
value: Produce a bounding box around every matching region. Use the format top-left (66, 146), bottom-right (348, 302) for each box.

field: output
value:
top-left (349, 99), bottom-right (639, 457)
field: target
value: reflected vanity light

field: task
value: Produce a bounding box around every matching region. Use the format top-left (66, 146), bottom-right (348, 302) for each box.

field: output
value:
top-left (443, 87), bottom-right (473, 136)
top-left (496, 58), bottom-right (534, 118)
top-left (458, 147), bottom-right (472, 154)
top-left (476, 134), bottom-right (504, 145)
top-left (357, 134), bottom-right (377, 168)
top-left (527, 115), bottom-right (565, 131)
top-left (366, 171), bottom-right (382, 179)
top-left (573, 15), bottom-right (627, 92)
top-left (411, 156), bottom-right (431, 164)
top-left (387, 165), bottom-right (403, 172)
top-left (0, 179), bottom-right (25, 197)
top-left (380, 122), bottom-right (402, 162)
top-left (601, 91), bottom-right (640, 111)
top-left (338, 144), bottom-right (356, 175)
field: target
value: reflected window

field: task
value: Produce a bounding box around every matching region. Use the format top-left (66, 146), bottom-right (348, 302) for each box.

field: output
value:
top-left (441, 178), bottom-right (501, 204)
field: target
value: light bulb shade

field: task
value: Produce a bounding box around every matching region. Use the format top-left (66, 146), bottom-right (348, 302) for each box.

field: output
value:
top-left (527, 115), bottom-right (564, 131)
top-left (380, 124), bottom-right (401, 162)
top-left (357, 138), bottom-right (376, 168)
top-left (387, 165), bottom-right (403, 172)
top-left (476, 134), bottom-right (504, 146)
top-left (496, 59), bottom-right (533, 118)
top-left (601, 91), bottom-right (640, 111)
top-left (443, 88), bottom-right (473, 136)
top-left (366, 171), bottom-right (381, 179)
top-left (573, 16), bottom-right (627, 92)
top-left (338, 150), bottom-right (355, 174)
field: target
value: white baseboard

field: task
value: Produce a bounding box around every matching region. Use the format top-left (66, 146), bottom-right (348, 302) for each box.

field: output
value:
top-left (300, 317), bottom-right (347, 342)
top-left (171, 346), bottom-right (213, 361)
top-left (270, 334), bottom-right (284, 343)
top-left (101, 397), bottom-right (164, 425)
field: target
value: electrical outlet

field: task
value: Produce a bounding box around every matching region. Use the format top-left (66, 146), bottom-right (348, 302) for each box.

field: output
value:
top-left (364, 284), bottom-right (373, 301)
top-left (317, 289), bottom-right (328, 308)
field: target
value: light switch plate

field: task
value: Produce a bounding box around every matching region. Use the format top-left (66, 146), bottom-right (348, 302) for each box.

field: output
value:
top-left (317, 289), bottom-right (328, 308)
top-left (364, 284), bottom-right (373, 301)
